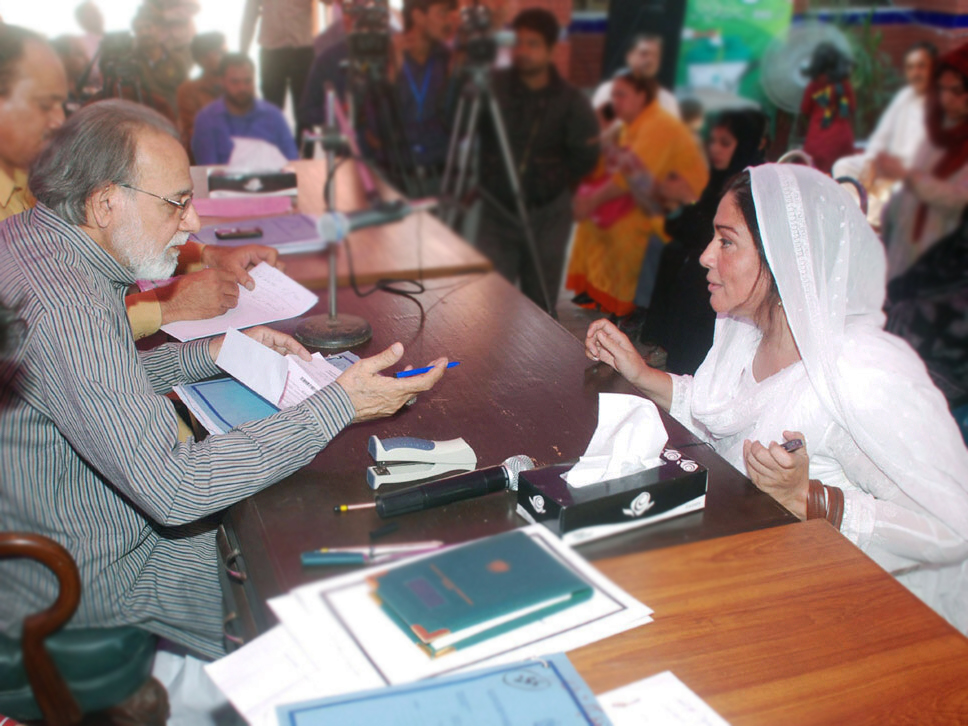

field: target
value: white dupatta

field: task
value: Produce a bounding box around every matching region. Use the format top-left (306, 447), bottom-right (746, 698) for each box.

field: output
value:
top-left (690, 164), bottom-right (968, 551)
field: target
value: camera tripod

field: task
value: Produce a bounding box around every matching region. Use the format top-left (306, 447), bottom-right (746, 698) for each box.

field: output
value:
top-left (439, 64), bottom-right (556, 317)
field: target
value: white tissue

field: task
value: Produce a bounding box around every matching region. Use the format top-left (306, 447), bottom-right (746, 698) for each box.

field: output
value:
top-left (227, 137), bottom-right (291, 170)
top-left (562, 393), bottom-right (668, 488)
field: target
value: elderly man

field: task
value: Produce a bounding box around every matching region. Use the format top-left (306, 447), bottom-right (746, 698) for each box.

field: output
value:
top-left (0, 100), bottom-right (448, 661)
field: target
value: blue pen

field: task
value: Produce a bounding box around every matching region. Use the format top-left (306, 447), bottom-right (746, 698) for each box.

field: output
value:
top-left (395, 361), bottom-right (460, 378)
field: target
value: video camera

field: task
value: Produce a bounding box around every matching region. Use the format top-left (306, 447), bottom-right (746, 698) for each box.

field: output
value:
top-left (457, 1), bottom-right (497, 66)
top-left (98, 31), bottom-right (143, 86)
top-left (343, 0), bottom-right (391, 70)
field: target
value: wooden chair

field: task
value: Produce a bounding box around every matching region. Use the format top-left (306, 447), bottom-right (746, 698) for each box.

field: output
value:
top-left (0, 533), bottom-right (166, 725)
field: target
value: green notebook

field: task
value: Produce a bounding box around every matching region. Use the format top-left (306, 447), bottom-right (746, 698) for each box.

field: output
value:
top-left (369, 530), bottom-right (593, 657)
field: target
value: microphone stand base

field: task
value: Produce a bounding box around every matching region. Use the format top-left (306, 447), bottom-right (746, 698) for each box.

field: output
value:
top-left (295, 313), bottom-right (373, 350)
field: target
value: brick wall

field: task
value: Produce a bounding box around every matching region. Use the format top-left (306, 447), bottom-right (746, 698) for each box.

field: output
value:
top-left (570, 32), bottom-right (605, 88)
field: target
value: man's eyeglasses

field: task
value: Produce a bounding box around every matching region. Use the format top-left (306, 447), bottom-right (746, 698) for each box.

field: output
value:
top-left (119, 183), bottom-right (194, 216)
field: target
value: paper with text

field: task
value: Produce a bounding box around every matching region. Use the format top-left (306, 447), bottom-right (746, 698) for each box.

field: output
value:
top-left (600, 671), bottom-right (729, 726)
top-left (216, 328), bottom-right (341, 408)
top-left (161, 262), bottom-right (318, 341)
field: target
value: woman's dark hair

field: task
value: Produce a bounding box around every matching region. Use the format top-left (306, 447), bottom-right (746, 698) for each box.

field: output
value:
top-left (724, 171), bottom-right (782, 321)
top-left (804, 41), bottom-right (852, 83)
top-left (935, 62), bottom-right (968, 94)
top-left (613, 71), bottom-right (657, 107)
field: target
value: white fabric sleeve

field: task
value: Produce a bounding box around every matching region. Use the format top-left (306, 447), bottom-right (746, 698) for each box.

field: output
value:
top-left (863, 88), bottom-right (904, 158)
top-left (668, 374), bottom-right (712, 441)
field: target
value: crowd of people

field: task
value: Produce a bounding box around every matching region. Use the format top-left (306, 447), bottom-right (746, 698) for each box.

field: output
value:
top-left (0, 1), bottom-right (967, 722)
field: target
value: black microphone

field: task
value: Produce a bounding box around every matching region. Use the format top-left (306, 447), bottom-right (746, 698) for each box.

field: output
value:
top-left (316, 198), bottom-right (438, 244)
top-left (374, 455), bottom-right (535, 518)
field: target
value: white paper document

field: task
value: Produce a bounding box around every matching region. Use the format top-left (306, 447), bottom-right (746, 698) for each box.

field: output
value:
top-left (600, 671), bottom-right (730, 726)
top-left (206, 525), bottom-right (653, 724)
top-left (216, 328), bottom-right (341, 409)
top-left (563, 393), bottom-right (669, 488)
top-left (161, 263), bottom-right (318, 341)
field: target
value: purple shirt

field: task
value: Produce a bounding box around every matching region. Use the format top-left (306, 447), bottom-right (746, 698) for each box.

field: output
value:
top-left (191, 98), bottom-right (299, 165)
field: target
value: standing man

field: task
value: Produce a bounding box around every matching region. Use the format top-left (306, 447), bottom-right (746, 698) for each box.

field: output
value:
top-left (241, 0), bottom-right (318, 158)
top-left (391, 0), bottom-right (454, 189)
top-left (476, 8), bottom-right (599, 309)
top-left (74, 1), bottom-right (104, 89)
top-left (592, 34), bottom-right (679, 121)
top-left (132, 6), bottom-right (191, 117)
top-left (0, 99), bottom-right (449, 662)
top-left (192, 53), bottom-right (299, 165)
top-left (175, 31), bottom-right (226, 159)
top-left (0, 25), bottom-right (67, 222)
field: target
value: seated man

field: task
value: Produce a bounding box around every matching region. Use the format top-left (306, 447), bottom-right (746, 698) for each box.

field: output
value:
top-left (192, 52), bottom-right (299, 165)
top-left (0, 25), bottom-right (67, 222)
top-left (0, 100), bottom-right (448, 659)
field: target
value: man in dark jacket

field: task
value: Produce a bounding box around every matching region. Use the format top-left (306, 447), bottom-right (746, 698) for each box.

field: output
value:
top-left (476, 8), bottom-right (599, 309)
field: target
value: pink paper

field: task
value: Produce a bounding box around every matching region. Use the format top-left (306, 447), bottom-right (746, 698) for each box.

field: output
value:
top-left (194, 196), bottom-right (293, 218)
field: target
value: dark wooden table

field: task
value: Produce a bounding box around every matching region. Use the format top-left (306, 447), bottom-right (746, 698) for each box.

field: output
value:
top-left (218, 271), bottom-right (797, 644)
top-left (573, 520), bottom-right (968, 725)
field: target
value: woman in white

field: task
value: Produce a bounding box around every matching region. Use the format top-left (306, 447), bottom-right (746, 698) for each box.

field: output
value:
top-left (586, 164), bottom-right (968, 632)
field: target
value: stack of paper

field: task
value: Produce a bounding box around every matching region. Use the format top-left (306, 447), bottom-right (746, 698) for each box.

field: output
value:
top-left (205, 525), bottom-right (653, 725)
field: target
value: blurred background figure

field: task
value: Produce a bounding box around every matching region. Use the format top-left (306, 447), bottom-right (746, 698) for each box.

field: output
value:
top-left (74, 1), bottom-right (104, 88)
top-left (131, 4), bottom-right (191, 115)
top-left (879, 42), bottom-right (968, 281)
top-left (642, 109), bottom-right (769, 374)
top-left (567, 72), bottom-right (707, 326)
top-left (799, 41), bottom-right (855, 174)
top-left (0, 24), bottom-right (67, 222)
top-left (592, 33), bottom-right (680, 125)
top-left (50, 34), bottom-right (92, 114)
top-left (241, 0), bottom-right (317, 158)
top-left (176, 30), bottom-right (225, 158)
top-left (679, 96), bottom-right (704, 149)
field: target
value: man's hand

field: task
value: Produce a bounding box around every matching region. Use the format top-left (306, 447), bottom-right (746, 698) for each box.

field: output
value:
top-left (208, 325), bottom-right (312, 363)
top-left (337, 342), bottom-right (448, 423)
top-left (743, 431), bottom-right (811, 520)
top-left (201, 244), bottom-right (283, 291)
top-left (158, 268), bottom-right (241, 325)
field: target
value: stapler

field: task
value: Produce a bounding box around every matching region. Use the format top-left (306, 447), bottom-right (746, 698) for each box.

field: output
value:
top-left (366, 435), bottom-right (477, 489)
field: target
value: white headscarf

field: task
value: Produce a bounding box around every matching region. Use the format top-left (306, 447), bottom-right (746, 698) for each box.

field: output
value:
top-left (690, 163), bottom-right (968, 537)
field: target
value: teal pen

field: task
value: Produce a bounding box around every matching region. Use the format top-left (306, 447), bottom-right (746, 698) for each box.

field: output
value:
top-left (395, 361), bottom-right (460, 378)
top-left (301, 551), bottom-right (368, 566)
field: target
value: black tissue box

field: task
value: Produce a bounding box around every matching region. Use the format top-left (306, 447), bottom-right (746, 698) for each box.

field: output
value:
top-left (516, 448), bottom-right (708, 543)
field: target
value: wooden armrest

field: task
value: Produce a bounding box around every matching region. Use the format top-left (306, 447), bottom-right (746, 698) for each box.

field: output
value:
top-left (0, 533), bottom-right (83, 726)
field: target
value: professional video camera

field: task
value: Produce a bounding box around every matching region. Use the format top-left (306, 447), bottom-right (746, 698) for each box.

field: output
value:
top-left (343, 0), bottom-right (391, 69)
top-left (456, 1), bottom-right (497, 66)
top-left (98, 31), bottom-right (142, 86)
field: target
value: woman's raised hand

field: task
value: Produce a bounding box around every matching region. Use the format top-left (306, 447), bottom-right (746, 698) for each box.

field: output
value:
top-left (585, 318), bottom-right (649, 385)
top-left (585, 318), bottom-right (675, 410)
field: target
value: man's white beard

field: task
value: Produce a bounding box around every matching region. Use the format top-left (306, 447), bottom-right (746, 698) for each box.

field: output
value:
top-left (116, 214), bottom-right (188, 280)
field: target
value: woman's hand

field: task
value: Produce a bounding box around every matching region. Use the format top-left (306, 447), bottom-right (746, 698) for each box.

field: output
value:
top-left (656, 172), bottom-right (697, 209)
top-left (873, 152), bottom-right (907, 183)
top-left (585, 318), bottom-right (650, 387)
top-left (743, 430), bottom-right (810, 519)
top-left (208, 325), bottom-right (311, 363)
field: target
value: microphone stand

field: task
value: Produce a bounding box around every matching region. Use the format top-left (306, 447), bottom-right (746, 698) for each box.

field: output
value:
top-left (295, 87), bottom-right (374, 350)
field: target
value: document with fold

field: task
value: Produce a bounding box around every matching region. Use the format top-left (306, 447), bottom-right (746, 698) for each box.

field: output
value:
top-left (161, 262), bottom-right (318, 341)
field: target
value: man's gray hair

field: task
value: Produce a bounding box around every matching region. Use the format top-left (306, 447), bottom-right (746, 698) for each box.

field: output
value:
top-left (29, 100), bottom-right (179, 225)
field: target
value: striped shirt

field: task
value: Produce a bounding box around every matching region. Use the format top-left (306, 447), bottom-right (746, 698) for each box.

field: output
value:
top-left (0, 205), bottom-right (355, 659)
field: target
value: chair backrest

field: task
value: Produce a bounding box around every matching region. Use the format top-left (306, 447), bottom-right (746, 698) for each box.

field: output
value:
top-left (0, 533), bottom-right (83, 726)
